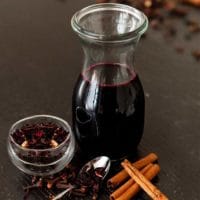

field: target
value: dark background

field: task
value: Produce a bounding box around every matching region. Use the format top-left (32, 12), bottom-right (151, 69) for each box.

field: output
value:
top-left (0, 0), bottom-right (200, 199)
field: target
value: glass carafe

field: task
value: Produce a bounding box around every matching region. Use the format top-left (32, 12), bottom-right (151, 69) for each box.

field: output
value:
top-left (71, 3), bottom-right (148, 160)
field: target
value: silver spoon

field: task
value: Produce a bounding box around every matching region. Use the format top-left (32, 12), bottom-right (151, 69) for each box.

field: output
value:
top-left (52, 156), bottom-right (111, 200)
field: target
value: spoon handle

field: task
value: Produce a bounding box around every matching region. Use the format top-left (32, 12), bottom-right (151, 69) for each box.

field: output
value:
top-left (52, 185), bottom-right (74, 200)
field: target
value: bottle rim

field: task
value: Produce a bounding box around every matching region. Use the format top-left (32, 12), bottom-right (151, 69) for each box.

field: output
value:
top-left (71, 3), bottom-right (148, 43)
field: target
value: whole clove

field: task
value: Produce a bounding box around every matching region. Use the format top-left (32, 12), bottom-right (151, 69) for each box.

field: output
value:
top-left (71, 187), bottom-right (88, 197)
top-left (188, 24), bottom-right (200, 33)
top-left (23, 177), bottom-right (43, 199)
top-left (175, 45), bottom-right (185, 54)
top-left (23, 178), bottom-right (43, 191)
top-left (170, 6), bottom-right (188, 17)
top-left (164, 25), bottom-right (177, 39)
top-left (47, 177), bottom-right (61, 189)
top-left (55, 182), bottom-right (70, 189)
top-left (150, 19), bottom-right (160, 30)
top-left (192, 50), bottom-right (200, 60)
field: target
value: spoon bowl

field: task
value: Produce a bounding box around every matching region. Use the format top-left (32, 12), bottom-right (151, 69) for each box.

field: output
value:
top-left (80, 156), bottom-right (111, 179)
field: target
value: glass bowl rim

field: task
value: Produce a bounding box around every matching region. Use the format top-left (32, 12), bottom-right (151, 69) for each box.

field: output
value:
top-left (8, 114), bottom-right (73, 152)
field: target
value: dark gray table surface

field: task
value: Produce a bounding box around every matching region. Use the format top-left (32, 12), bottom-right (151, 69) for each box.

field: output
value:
top-left (0, 0), bottom-right (200, 199)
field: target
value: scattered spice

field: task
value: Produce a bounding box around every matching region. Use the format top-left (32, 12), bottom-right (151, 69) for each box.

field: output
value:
top-left (164, 25), bottom-right (177, 38)
top-left (47, 177), bottom-right (60, 189)
top-left (150, 19), bottom-right (160, 30)
top-left (22, 160), bottom-right (106, 200)
top-left (55, 182), bottom-right (70, 189)
top-left (23, 164), bottom-right (76, 199)
top-left (164, 0), bottom-right (176, 11)
top-left (192, 50), bottom-right (200, 60)
top-left (22, 153), bottom-right (166, 200)
top-left (169, 6), bottom-right (188, 17)
top-left (175, 45), bottom-right (185, 54)
top-left (188, 23), bottom-right (200, 33)
top-left (96, 0), bottom-right (200, 61)
top-left (23, 177), bottom-right (43, 200)
top-left (71, 187), bottom-right (88, 197)
top-left (23, 178), bottom-right (43, 191)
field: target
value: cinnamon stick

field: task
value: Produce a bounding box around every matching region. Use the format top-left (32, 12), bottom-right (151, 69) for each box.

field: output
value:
top-left (121, 160), bottom-right (168, 200)
top-left (114, 164), bottom-right (160, 200)
top-left (107, 153), bottom-right (158, 189)
top-left (110, 163), bottom-right (153, 200)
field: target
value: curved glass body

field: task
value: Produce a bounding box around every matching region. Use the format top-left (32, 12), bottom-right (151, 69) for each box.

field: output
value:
top-left (71, 3), bottom-right (148, 160)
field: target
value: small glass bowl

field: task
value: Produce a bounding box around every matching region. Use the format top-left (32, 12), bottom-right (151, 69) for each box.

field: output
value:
top-left (7, 115), bottom-right (76, 176)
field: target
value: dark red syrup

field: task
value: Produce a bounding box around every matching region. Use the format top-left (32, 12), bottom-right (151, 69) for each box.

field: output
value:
top-left (72, 63), bottom-right (145, 159)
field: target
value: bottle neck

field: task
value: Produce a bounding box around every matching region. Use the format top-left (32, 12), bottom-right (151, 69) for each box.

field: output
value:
top-left (81, 37), bottom-right (140, 72)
